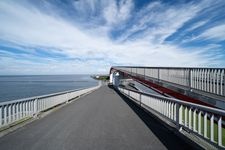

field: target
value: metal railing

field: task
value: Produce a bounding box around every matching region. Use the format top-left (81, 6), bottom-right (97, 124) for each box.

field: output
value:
top-left (112, 67), bottom-right (225, 97)
top-left (118, 86), bottom-right (225, 148)
top-left (0, 85), bottom-right (100, 128)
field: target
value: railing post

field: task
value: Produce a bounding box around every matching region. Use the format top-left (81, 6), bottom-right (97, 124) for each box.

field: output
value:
top-left (8, 105), bottom-right (11, 123)
top-left (198, 111), bottom-right (202, 135)
top-left (12, 104), bottom-right (15, 122)
top-left (189, 69), bottom-right (192, 90)
top-left (66, 93), bottom-right (69, 103)
top-left (193, 109), bottom-right (197, 132)
top-left (16, 103), bottom-right (19, 120)
top-left (33, 99), bottom-right (38, 118)
top-left (19, 103), bottom-right (22, 119)
top-left (210, 114), bottom-right (214, 142)
top-left (218, 116), bottom-right (222, 146)
top-left (144, 68), bottom-right (146, 80)
top-left (158, 68), bottom-right (160, 81)
top-left (139, 94), bottom-right (142, 106)
top-left (176, 103), bottom-right (181, 130)
top-left (4, 105), bottom-right (7, 125)
top-left (204, 112), bottom-right (208, 138)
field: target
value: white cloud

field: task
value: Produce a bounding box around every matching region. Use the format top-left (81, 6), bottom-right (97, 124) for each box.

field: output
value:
top-left (186, 20), bottom-right (208, 32)
top-left (103, 0), bottom-right (133, 25)
top-left (0, 0), bottom-right (222, 75)
top-left (116, 1), bottom-right (206, 43)
top-left (199, 24), bottom-right (225, 41)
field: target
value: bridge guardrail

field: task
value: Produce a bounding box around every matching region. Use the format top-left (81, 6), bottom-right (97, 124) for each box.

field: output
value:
top-left (118, 86), bottom-right (225, 148)
top-left (0, 85), bottom-right (100, 128)
top-left (113, 67), bottom-right (225, 97)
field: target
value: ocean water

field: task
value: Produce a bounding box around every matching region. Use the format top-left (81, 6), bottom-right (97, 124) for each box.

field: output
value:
top-left (0, 75), bottom-right (98, 102)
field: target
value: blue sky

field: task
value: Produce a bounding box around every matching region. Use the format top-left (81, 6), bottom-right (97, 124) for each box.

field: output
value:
top-left (0, 0), bottom-right (225, 75)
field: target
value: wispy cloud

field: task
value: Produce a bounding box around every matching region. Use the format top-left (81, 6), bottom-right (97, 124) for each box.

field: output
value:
top-left (0, 0), bottom-right (224, 75)
top-left (199, 24), bottom-right (225, 41)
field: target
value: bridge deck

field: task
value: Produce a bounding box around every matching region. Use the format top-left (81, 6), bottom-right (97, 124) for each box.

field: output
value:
top-left (0, 86), bottom-right (194, 150)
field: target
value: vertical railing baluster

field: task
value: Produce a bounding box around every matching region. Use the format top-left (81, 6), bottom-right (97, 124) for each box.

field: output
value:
top-left (210, 114), bottom-right (214, 142)
top-left (4, 105), bottom-right (7, 125)
top-left (179, 105), bottom-right (183, 125)
top-left (221, 70), bottom-right (224, 95)
top-left (218, 116), bottom-right (222, 146)
top-left (197, 69), bottom-right (199, 90)
top-left (204, 69), bottom-right (207, 91)
top-left (210, 69), bottom-right (212, 93)
top-left (23, 102), bottom-right (26, 117)
top-left (174, 103), bottom-right (177, 121)
top-left (198, 111), bottom-right (202, 135)
top-left (217, 70), bottom-right (220, 95)
top-left (171, 103), bottom-right (174, 120)
top-left (12, 104), bottom-right (15, 122)
top-left (189, 108), bottom-right (192, 129)
top-left (16, 103), bottom-right (19, 121)
top-left (207, 69), bottom-right (210, 92)
top-left (8, 105), bottom-right (11, 123)
top-left (201, 69), bottom-right (204, 90)
top-left (185, 107), bottom-right (188, 127)
top-left (34, 100), bottom-right (37, 115)
top-left (168, 102), bottom-right (171, 118)
top-left (25, 101), bottom-right (28, 117)
top-left (204, 112), bottom-right (208, 138)
top-left (193, 109), bottom-right (197, 132)
top-left (19, 102), bottom-right (22, 119)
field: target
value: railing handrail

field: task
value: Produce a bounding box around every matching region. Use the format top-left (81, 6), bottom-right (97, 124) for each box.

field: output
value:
top-left (0, 85), bottom-right (100, 129)
top-left (0, 86), bottom-right (95, 106)
top-left (112, 66), bottom-right (225, 70)
top-left (111, 66), bottom-right (225, 99)
top-left (118, 86), bottom-right (225, 148)
top-left (119, 86), bottom-right (225, 116)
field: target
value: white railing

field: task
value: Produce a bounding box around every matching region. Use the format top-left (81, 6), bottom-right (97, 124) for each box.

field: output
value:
top-left (0, 85), bottom-right (100, 128)
top-left (113, 67), bottom-right (225, 96)
top-left (118, 87), bottom-right (225, 148)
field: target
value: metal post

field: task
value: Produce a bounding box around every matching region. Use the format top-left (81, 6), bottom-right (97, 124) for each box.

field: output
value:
top-left (139, 94), bottom-right (142, 106)
top-left (12, 104), bottom-right (15, 122)
top-left (19, 102), bottom-right (22, 119)
top-left (210, 115), bottom-right (214, 142)
top-left (189, 108), bottom-right (192, 129)
top-left (25, 101), bottom-right (28, 116)
top-left (8, 105), bottom-right (11, 123)
top-left (185, 107), bottom-right (187, 127)
top-left (4, 105), bottom-right (7, 125)
top-left (198, 111), bottom-right (202, 135)
top-left (23, 102), bottom-right (25, 117)
top-left (204, 113), bottom-right (207, 138)
top-left (16, 103), bottom-right (20, 120)
top-left (144, 68), bottom-right (146, 80)
top-left (158, 68), bottom-right (160, 81)
top-left (189, 69), bottom-right (192, 90)
top-left (177, 104), bottom-right (181, 130)
top-left (34, 99), bottom-right (38, 117)
top-left (218, 116), bottom-right (222, 146)
top-left (193, 109), bottom-right (197, 132)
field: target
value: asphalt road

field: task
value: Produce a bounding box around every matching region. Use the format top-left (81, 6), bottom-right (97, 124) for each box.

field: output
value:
top-left (0, 86), bottom-right (195, 150)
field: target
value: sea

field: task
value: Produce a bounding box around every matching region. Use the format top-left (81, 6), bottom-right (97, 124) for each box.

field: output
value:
top-left (0, 75), bottom-right (98, 102)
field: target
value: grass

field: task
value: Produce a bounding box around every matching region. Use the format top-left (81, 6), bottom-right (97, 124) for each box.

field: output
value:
top-left (91, 75), bottom-right (109, 81)
top-left (181, 109), bottom-right (225, 146)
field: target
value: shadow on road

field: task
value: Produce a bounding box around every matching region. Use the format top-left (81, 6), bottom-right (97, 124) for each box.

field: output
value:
top-left (109, 85), bottom-right (203, 150)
